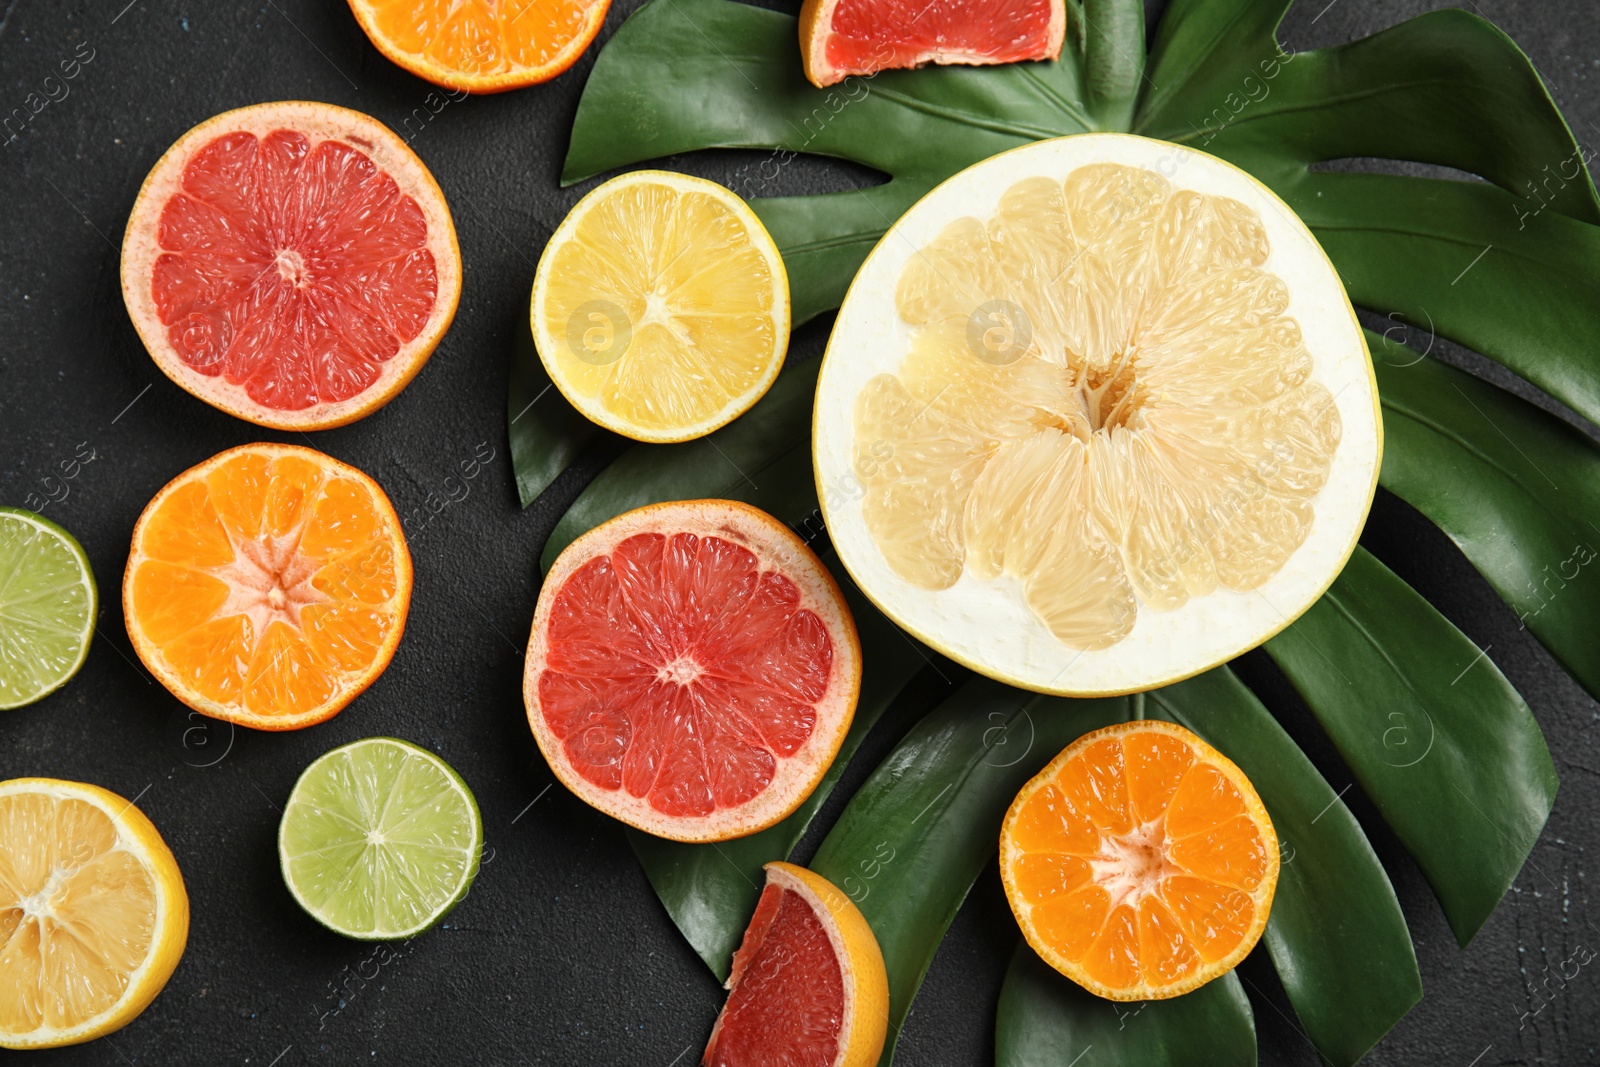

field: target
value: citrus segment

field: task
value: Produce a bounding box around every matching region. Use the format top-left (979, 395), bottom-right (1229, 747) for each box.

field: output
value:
top-left (704, 862), bottom-right (888, 1067)
top-left (347, 0), bottom-right (612, 93)
top-left (0, 778), bottom-right (188, 1049)
top-left (1000, 720), bottom-right (1279, 1001)
top-left (124, 444), bottom-right (412, 731)
top-left (799, 0), bottom-right (1065, 88)
top-left (121, 102), bottom-right (461, 430)
top-left (524, 500), bottom-right (860, 842)
top-left (279, 737), bottom-right (482, 940)
top-left (814, 133), bottom-right (1380, 696)
top-left (532, 171), bottom-right (790, 443)
top-left (0, 510), bottom-right (97, 710)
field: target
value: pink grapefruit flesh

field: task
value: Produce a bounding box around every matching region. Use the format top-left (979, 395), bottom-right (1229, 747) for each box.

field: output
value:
top-left (704, 862), bottom-right (889, 1067)
top-left (524, 500), bottom-right (862, 843)
top-left (121, 101), bottom-right (462, 430)
top-left (799, 0), bottom-right (1066, 88)
top-left (708, 879), bottom-right (843, 1065)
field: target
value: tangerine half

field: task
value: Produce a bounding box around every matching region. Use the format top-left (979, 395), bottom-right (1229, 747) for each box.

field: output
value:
top-left (124, 444), bottom-right (412, 731)
top-left (1000, 719), bottom-right (1279, 1001)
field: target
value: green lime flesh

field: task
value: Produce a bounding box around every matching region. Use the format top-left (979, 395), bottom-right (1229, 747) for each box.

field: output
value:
top-left (279, 737), bottom-right (483, 941)
top-left (0, 508), bottom-right (96, 710)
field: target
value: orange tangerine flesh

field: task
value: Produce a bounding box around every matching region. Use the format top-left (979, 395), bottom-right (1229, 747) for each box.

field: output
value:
top-left (347, 0), bottom-right (613, 93)
top-left (1000, 720), bottom-right (1279, 1001)
top-left (124, 444), bottom-right (411, 731)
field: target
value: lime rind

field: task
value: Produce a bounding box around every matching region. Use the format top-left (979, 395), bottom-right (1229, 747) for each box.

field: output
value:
top-left (279, 737), bottom-right (483, 941)
top-left (0, 507), bottom-right (97, 710)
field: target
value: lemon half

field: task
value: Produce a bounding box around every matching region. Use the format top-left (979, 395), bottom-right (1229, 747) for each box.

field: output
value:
top-left (532, 170), bottom-right (790, 444)
top-left (0, 778), bottom-right (188, 1050)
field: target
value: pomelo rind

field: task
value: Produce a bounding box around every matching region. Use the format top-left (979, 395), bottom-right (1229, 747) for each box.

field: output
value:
top-left (812, 133), bottom-right (1381, 697)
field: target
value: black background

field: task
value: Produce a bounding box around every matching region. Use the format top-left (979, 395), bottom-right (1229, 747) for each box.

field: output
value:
top-left (2, 1), bottom-right (1598, 1064)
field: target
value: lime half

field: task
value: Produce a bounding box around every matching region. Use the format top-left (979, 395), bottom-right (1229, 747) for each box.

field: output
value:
top-left (0, 508), bottom-right (96, 710)
top-left (279, 737), bottom-right (483, 940)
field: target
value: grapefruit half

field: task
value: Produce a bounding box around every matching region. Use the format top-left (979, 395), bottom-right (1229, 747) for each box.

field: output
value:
top-left (813, 133), bottom-right (1381, 697)
top-left (799, 0), bottom-right (1066, 88)
top-left (704, 862), bottom-right (889, 1067)
top-left (121, 102), bottom-right (462, 431)
top-left (523, 500), bottom-right (861, 843)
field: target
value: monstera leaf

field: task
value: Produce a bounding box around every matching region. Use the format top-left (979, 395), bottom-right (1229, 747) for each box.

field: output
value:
top-left (510, 0), bottom-right (1600, 1062)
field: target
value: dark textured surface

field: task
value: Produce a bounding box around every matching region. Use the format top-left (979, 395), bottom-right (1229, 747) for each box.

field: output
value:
top-left (1, 1), bottom-right (1598, 1064)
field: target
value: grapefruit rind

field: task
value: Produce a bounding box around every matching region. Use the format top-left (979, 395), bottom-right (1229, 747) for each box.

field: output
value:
top-left (999, 720), bottom-right (1280, 1002)
top-left (122, 443), bottom-right (413, 732)
top-left (523, 500), bottom-right (862, 843)
top-left (345, 0), bottom-right (613, 94)
top-left (120, 101), bottom-right (462, 431)
top-left (798, 0), bottom-right (1066, 89)
top-left (812, 133), bottom-right (1381, 697)
top-left (530, 170), bottom-right (791, 445)
top-left (707, 862), bottom-right (889, 1067)
top-left (0, 778), bottom-right (189, 1050)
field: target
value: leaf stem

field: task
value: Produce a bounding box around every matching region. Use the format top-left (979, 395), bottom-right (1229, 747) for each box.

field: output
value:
top-left (1132, 692), bottom-right (1146, 720)
top-left (1081, 0), bottom-right (1145, 132)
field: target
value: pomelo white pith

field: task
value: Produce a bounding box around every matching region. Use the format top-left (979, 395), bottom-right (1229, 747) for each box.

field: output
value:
top-left (813, 133), bottom-right (1380, 697)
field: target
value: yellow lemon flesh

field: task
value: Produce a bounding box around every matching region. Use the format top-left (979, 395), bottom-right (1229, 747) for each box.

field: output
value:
top-left (532, 170), bottom-right (790, 443)
top-left (0, 778), bottom-right (188, 1050)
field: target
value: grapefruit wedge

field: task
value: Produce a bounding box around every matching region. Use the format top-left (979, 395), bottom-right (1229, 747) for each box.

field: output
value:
top-left (121, 102), bottom-right (462, 430)
top-left (799, 0), bottom-right (1065, 88)
top-left (523, 500), bottom-right (861, 843)
top-left (704, 862), bottom-right (888, 1067)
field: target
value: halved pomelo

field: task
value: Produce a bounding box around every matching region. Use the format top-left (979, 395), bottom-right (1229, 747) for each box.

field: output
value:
top-left (704, 862), bottom-right (888, 1067)
top-left (0, 778), bottom-right (189, 1050)
top-left (799, 0), bottom-right (1065, 88)
top-left (814, 134), bottom-right (1381, 696)
top-left (523, 500), bottom-right (861, 843)
top-left (121, 101), bottom-right (462, 430)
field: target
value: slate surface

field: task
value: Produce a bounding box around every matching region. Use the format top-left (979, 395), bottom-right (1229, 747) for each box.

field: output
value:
top-left (1, 0), bottom-right (1597, 1064)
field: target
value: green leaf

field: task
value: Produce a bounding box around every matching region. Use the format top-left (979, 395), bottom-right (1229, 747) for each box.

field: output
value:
top-left (996, 945), bottom-right (1254, 1067)
top-left (560, 0), bottom-right (1096, 323)
top-left (1370, 330), bottom-right (1600, 701)
top-left (1082, 0), bottom-right (1145, 131)
top-left (1143, 9), bottom-right (1599, 224)
top-left (1149, 669), bottom-right (1422, 1066)
top-left (507, 315), bottom-right (603, 508)
top-left (811, 678), bottom-right (1130, 1063)
top-left (541, 360), bottom-right (819, 572)
top-left (1295, 175), bottom-right (1600, 431)
top-left (1138, 7), bottom-right (1600, 427)
top-left (1264, 544), bottom-right (1557, 946)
